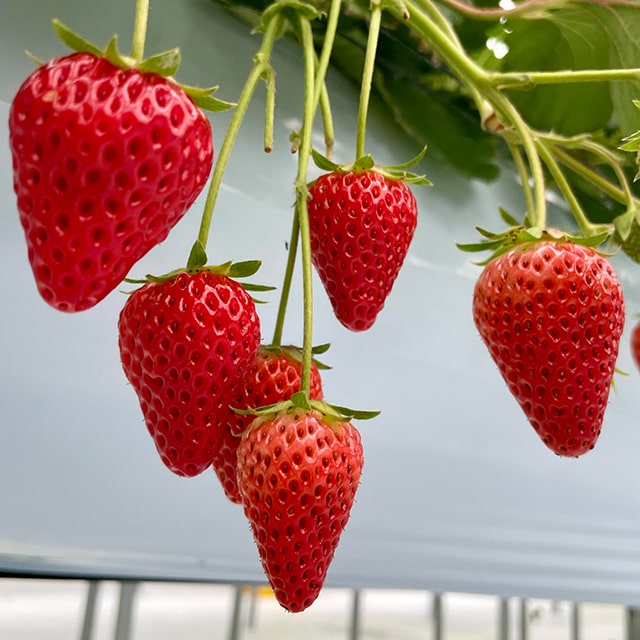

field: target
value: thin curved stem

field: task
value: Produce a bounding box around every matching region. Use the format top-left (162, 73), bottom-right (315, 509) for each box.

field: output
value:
top-left (506, 140), bottom-right (535, 222)
top-left (537, 141), bottom-right (609, 235)
top-left (192, 15), bottom-right (283, 257)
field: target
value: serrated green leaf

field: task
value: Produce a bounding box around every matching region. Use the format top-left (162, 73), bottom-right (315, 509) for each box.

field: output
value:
top-left (52, 19), bottom-right (103, 56)
top-left (138, 48), bottom-right (181, 76)
top-left (500, 8), bottom-right (613, 135)
top-left (585, 5), bottom-right (640, 137)
top-left (227, 260), bottom-right (262, 278)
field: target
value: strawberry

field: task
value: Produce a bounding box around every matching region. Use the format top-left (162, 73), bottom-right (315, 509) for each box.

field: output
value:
top-left (631, 319), bottom-right (640, 373)
top-left (213, 346), bottom-right (324, 504)
top-left (236, 409), bottom-right (363, 612)
top-left (473, 241), bottom-right (625, 457)
top-left (9, 51), bottom-right (213, 312)
top-left (118, 270), bottom-right (261, 477)
top-left (307, 169), bottom-right (418, 331)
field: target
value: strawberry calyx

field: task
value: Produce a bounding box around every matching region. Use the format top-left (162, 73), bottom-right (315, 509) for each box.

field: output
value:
top-left (50, 19), bottom-right (234, 112)
top-left (123, 259), bottom-right (275, 297)
top-left (310, 147), bottom-right (432, 185)
top-left (233, 390), bottom-right (379, 431)
top-left (457, 207), bottom-right (611, 264)
top-left (261, 343), bottom-right (332, 370)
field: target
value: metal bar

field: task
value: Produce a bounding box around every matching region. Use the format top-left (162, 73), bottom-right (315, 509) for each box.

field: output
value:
top-left (627, 607), bottom-right (640, 640)
top-left (349, 589), bottom-right (362, 640)
top-left (79, 580), bottom-right (100, 640)
top-left (227, 585), bottom-right (244, 640)
top-left (518, 598), bottom-right (528, 640)
top-left (498, 597), bottom-right (509, 640)
top-left (114, 581), bottom-right (138, 640)
top-left (432, 592), bottom-right (443, 640)
top-left (569, 602), bottom-right (580, 640)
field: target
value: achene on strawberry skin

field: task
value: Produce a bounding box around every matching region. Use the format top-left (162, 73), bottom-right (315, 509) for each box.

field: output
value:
top-left (307, 170), bottom-right (418, 332)
top-left (473, 241), bottom-right (625, 457)
top-left (118, 270), bottom-right (261, 477)
top-left (9, 52), bottom-right (213, 312)
top-left (213, 345), bottom-right (324, 504)
top-left (237, 409), bottom-right (363, 613)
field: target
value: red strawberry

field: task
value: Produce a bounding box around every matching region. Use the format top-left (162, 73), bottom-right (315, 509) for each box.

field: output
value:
top-left (118, 270), bottom-right (260, 477)
top-left (473, 241), bottom-right (625, 457)
top-left (236, 409), bottom-right (363, 612)
top-left (10, 52), bottom-right (213, 312)
top-left (213, 346), bottom-right (324, 504)
top-left (632, 319), bottom-right (640, 372)
top-left (307, 170), bottom-right (418, 331)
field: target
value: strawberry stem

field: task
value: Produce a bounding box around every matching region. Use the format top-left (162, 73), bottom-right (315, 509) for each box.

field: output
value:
top-left (355, 0), bottom-right (383, 160)
top-left (131, 0), bottom-right (150, 63)
top-left (294, 15), bottom-right (319, 395)
top-left (190, 13), bottom-right (283, 262)
top-left (271, 0), bottom-right (342, 351)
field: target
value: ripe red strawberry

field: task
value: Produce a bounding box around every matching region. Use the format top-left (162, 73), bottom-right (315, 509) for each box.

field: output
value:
top-left (10, 52), bottom-right (213, 312)
top-left (236, 409), bottom-right (363, 612)
top-left (213, 346), bottom-right (324, 504)
top-left (473, 241), bottom-right (625, 457)
top-left (307, 170), bottom-right (418, 331)
top-left (118, 270), bottom-right (260, 477)
top-left (631, 319), bottom-right (640, 372)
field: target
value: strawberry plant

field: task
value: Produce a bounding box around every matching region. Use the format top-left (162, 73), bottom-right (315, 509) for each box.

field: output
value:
top-left (8, 0), bottom-right (640, 614)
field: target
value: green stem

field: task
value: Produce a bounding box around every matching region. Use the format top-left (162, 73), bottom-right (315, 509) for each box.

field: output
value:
top-left (494, 68), bottom-right (640, 90)
top-left (271, 216), bottom-right (300, 347)
top-left (271, 0), bottom-right (343, 351)
top-left (506, 140), bottom-right (535, 223)
top-left (192, 15), bottom-right (283, 258)
top-left (319, 82), bottom-right (335, 158)
top-left (537, 141), bottom-right (607, 235)
top-left (401, 0), bottom-right (548, 226)
top-left (294, 16), bottom-right (319, 396)
top-left (131, 0), bottom-right (150, 62)
top-left (553, 146), bottom-right (637, 207)
top-left (355, 0), bottom-right (383, 159)
top-left (264, 67), bottom-right (276, 153)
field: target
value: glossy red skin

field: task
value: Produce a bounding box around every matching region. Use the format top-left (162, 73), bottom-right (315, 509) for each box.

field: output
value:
top-left (632, 320), bottom-right (640, 372)
top-left (118, 271), bottom-right (261, 477)
top-left (10, 52), bottom-right (213, 312)
top-left (237, 410), bottom-right (363, 613)
top-left (308, 170), bottom-right (417, 332)
top-left (213, 347), bottom-right (324, 504)
top-left (473, 242), bottom-right (625, 457)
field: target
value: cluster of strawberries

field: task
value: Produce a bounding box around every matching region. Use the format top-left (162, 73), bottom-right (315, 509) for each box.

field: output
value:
top-left (8, 41), bottom-right (417, 612)
top-left (7, 18), bottom-right (633, 614)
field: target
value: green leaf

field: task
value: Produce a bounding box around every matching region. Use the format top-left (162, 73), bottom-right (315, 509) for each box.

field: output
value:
top-left (138, 48), bottom-right (182, 76)
top-left (181, 84), bottom-right (221, 98)
top-left (311, 342), bottom-right (331, 355)
top-left (241, 283), bottom-right (276, 293)
top-left (585, 5), bottom-right (640, 137)
top-left (500, 8), bottom-right (613, 135)
top-left (52, 18), bottom-right (103, 56)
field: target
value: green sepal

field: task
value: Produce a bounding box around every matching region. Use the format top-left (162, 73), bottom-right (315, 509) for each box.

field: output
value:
top-left (52, 18), bottom-right (102, 56)
top-left (190, 94), bottom-right (236, 112)
top-left (186, 240), bottom-right (208, 270)
top-left (227, 260), bottom-right (262, 278)
top-left (103, 36), bottom-right (135, 69)
top-left (273, 343), bottom-right (332, 370)
top-left (310, 149), bottom-right (431, 185)
top-left (138, 48), bottom-right (181, 77)
top-left (310, 400), bottom-right (380, 421)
